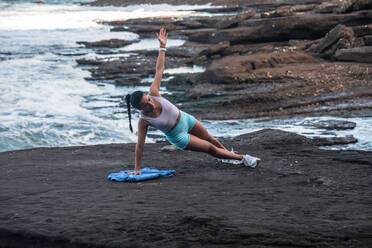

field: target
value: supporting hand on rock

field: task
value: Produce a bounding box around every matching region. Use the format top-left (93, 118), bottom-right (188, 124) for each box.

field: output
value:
top-left (127, 170), bottom-right (142, 176)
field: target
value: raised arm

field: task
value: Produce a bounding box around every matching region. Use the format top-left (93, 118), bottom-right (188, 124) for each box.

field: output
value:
top-left (149, 28), bottom-right (168, 97)
top-left (127, 118), bottom-right (148, 175)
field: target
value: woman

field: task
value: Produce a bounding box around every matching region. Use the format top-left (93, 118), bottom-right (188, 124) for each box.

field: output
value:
top-left (125, 28), bottom-right (260, 175)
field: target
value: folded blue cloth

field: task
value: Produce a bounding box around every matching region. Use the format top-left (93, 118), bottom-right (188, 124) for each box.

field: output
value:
top-left (108, 168), bottom-right (175, 182)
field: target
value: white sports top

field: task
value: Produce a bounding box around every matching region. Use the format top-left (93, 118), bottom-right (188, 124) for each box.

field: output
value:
top-left (140, 95), bottom-right (180, 133)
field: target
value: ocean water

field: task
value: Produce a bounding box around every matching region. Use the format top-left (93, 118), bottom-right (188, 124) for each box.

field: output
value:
top-left (0, 1), bottom-right (217, 151)
top-left (0, 0), bottom-right (371, 152)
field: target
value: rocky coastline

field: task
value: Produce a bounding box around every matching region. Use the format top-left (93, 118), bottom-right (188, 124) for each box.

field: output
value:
top-left (1, 1), bottom-right (372, 247)
top-left (77, 0), bottom-right (372, 120)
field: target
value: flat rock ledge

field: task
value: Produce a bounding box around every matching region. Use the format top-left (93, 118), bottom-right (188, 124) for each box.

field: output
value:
top-left (1, 129), bottom-right (371, 248)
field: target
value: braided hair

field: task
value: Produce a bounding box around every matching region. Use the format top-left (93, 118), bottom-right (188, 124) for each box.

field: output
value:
top-left (125, 91), bottom-right (144, 133)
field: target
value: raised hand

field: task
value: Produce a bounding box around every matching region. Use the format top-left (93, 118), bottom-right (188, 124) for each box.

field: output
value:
top-left (156, 27), bottom-right (168, 48)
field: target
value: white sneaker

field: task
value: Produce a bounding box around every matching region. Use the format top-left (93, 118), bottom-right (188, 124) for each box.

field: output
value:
top-left (242, 154), bottom-right (261, 168)
top-left (217, 148), bottom-right (243, 165)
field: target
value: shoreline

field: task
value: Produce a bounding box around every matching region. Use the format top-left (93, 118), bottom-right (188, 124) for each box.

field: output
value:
top-left (76, 0), bottom-right (372, 121)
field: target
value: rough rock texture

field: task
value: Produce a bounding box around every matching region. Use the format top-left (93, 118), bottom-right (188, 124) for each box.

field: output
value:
top-left (312, 135), bottom-right (358, 146)
top-left (77, 39), bottom-right (137, 48)
top-left (309, 24), bottom-right (355, 58)
top-left (301, 119), bottom-right (357, 129)
top-left (315, 0), bottom-right (372, 13)
top-left (74, 1), bottom-right (372, 120)
top-left (217, 10), bottom-right (255, 29)
top-left (334, 46), bottom-right (372, 62)
top-left (1, 129), bottom-right (372, 248)
top-left (83, 0), bottom-right (324, 7)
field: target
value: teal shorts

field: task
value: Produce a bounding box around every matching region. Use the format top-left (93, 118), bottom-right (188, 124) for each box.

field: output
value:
top-left (165, 110), bottom-right (196, 150)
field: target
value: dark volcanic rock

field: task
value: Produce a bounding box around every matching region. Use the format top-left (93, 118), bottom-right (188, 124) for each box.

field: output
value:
top-left (73, 1), bottom-right (372, 120)
top-left (235, 128), bottom-right (312, 145)
top-left (312, 135), bottom-right (358, 146)
top-left (203, 51), bottom-right (318, 84)
top-left (307, 23), bottom-right (372, 62)
top-left (261, 5), bottom-right (295, 18)
top-left (188, 10), bottom-right (372, 44)
top-left (352, 24), bottom-right (372, 37)
top-left (334, 46), bottom-right (372, 63)
top-left (198, 41), bottom-right (230, 57)
top-left (216, 10), bottom-right (255, 29)
top-left (1, 129), bottom-right (371, 247)
top-left (309, 24), bottom-right (355, 57)
top-left (77, 39), bottom-right (136, 48)
top-left (315, 1), bottom-right (339, 13)
top-left (363, 35), bottom-right (372, 45)
top-left (301, 119), bottom-right (357, 129)
top-left (315, 0), bottom-right (372, 13)
top-left (76, 58), bottom-right (103, 66)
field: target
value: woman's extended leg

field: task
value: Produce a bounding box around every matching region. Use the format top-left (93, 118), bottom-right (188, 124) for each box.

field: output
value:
top-left (189, 120), bottom-right (227, 150)
top-left (186, 134), bottom-right (243, 160)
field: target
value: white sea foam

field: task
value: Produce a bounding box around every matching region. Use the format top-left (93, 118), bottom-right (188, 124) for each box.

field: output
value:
top-left (0, 2), bottom-right (216, 31)
top-left (1, 2), bottom-right (371, 152)
top-left (164, 65), bottom-right (205, 74)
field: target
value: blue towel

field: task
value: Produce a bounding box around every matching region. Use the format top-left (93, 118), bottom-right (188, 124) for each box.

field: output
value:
top-left (108, 168), bottom-right (175, 182)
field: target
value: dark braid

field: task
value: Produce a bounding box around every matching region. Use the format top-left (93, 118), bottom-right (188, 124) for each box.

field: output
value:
top-left (125, 94), bottom-right (133, 133)
top-left (124, 91), bottom-right (144, 133)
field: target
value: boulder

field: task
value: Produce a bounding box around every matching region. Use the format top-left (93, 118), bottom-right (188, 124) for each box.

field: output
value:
top-left (316, 0), bottom-right (372, 13)
top-left (199, 41), bottom-right (230, 57)
top-left (234, 128), bottom-right (312, 146)
top-left (261, 6), bottom-right (294, 18)
top-left (189, 11), bottom-right (372, 44)
top-left (309, 24), bottom-right (355, 57)
top-left (203, 51), bottom-right (318, 84)
top-left (350, 0), bottom-right (372, 11)
top-left (217, 10), bottom-right (255, 29)
top-left (363, 35), bottom-right (372, 45)
top-left (312, 135), bottom-right (358, 146)
top-left (76, 39), bottom-right (136, 48)
top-left (291, 4), bottom-right (317, 12)
top-left (334, 46), bottom-right (372, 63)
top-left (300, 119), bottom-right (357, 130)
top-left (352, 24), bottom-right (372, 37)
top-left (335, 0), bottom-right (358, 13)
top-left (315, 1), bottom-right (339, 13)
top-left (187, 83), bottom-right (226, 99)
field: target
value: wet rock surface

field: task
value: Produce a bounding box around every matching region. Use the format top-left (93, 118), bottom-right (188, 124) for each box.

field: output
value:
top-left (312, 135), bottom-right (358, 146)
top-left (74, 0), bottom-right (372, 120)
top-left (1, 129), bottom-right (372, 248)
top-left (77, 39), bottom-right (137, 48)
top-left (300, 119), bottom-right (357, 129)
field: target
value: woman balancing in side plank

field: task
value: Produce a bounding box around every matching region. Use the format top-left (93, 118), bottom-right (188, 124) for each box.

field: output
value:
top-left (125, 28), bottom-right (261, 175)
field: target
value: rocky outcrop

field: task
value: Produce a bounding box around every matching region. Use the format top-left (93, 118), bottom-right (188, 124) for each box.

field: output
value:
top-left (307, 23), bottom-right (372, 62)
top-left (1, 129), bottom-right (371, 248)
top-left (74, 0), bottom-right (372, 120)
top-left (217, 10), bottom-right (255, 29)
top-left (202, 51), bottom-right (318, 84)
top-left (77, 39), bottom-right (136, 48)
top-left (334, 46), bottom-right (372, 62)
top-left (188, 10), bottom-right (372, 44)
top-left (315, 0), bottom-right (372, 13)
top-left (300, 119), bottom-right (357, 129)
top-left (308, 24), bottom-right (355, 58)
top-left (312, 135), bottom-right (358, 146)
